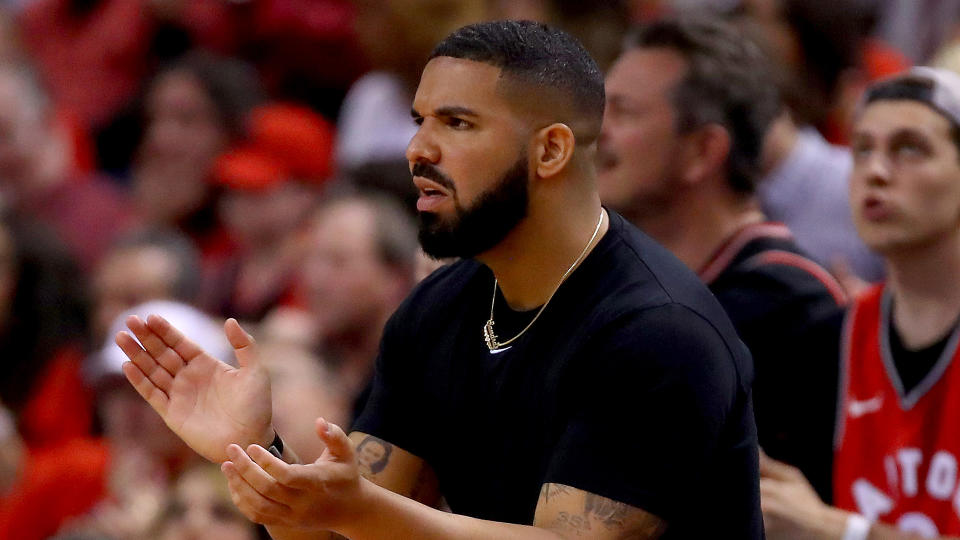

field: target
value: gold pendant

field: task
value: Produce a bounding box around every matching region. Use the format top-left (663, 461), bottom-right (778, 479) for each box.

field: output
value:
top-left (483, 319), bottom-right (500, 351)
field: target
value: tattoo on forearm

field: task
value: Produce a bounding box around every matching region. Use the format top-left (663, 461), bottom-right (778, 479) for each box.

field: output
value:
top-left (551, 511), bottom-right (592, 536)
top-left (584, 493), bottom-right (629, 528)
top-left (355, 435), bottom-right (393, 475)
top-left (540, 483), bottom-right (573, 503)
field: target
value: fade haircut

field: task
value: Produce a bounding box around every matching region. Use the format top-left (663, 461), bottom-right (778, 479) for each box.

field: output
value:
top-left (429, 20), bottom-right (606, 143)
top-left (626, 17), bottom-right (780, 194)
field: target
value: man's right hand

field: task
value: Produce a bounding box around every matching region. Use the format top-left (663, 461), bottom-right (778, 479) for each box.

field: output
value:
top-left (116, 315), bottom-right (274, 463)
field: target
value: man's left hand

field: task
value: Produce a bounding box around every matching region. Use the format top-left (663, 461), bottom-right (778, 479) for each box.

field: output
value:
top-left (222, 417), bottom-right (366, 531)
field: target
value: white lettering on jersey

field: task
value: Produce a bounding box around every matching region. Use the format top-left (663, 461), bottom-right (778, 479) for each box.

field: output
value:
top-left (849, 394), bottom-right (884, 418)
top-left (927, 451), bottom-right (958, 501)
top-left (897, 512), bottom-right (939, 538)
top-left (899, 448), bottom-right (924, 497)
top-left (853, 478), bottom-right (894, 520)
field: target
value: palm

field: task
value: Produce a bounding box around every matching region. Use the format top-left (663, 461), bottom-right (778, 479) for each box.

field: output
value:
top-left (117, 315), bottom-right (273, 463)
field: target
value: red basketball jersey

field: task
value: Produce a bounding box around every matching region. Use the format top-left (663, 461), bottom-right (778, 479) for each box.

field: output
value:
top-left (834, 285), bottom-right (960, 537)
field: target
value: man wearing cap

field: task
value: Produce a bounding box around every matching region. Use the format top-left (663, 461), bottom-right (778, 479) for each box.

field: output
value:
top-left (761, 67), bottom-right (960, 539)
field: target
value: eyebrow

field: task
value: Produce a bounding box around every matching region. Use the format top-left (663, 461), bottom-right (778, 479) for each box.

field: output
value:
top-left (410, 106), bottom-right (479, 119)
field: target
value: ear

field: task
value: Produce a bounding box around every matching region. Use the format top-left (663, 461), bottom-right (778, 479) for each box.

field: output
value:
top-left (678, 124), bottom-right (731, 185)
top-left (532, 123), bottom-right (576, 179)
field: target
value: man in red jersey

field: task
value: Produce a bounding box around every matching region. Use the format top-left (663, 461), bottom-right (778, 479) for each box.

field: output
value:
top-left (762, 67), bottom-right (960, 539)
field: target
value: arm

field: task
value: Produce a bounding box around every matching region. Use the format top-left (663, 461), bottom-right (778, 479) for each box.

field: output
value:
top-left (223, 421), bottom-right (666, 539)
top-left (761, 453), bottom-right (960, 540)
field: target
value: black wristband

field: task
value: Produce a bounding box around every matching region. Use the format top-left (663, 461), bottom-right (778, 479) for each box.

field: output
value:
top-left (267, 432), bottom-right (284, 459)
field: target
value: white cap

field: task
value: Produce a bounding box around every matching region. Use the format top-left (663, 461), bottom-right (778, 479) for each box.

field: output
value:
top-left (862, 66), bottom-right (960, 127)
top-left (92, 300), bottom-right (235, 382)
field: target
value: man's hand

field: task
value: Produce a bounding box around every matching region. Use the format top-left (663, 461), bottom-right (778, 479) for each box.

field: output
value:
top-left (116, 315), bottom-right (274, 463)
top-left (760, 452), bottom-right (848, 539)
top-left (221, 418), bottom-right (365, 532)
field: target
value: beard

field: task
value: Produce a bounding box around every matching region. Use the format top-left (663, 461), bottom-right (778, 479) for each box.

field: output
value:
top-left (417, 155), bottom-right (529, 259)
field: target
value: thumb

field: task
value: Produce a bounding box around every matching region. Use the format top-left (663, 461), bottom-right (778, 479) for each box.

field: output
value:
top-left (224, 318), bottom-right (259, 368)
top-left (316, 418), bottom-right (353, 462)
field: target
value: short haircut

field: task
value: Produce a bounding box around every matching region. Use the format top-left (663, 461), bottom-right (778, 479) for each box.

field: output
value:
top-left (625, 16), bottom-right (780, 193)
top-left (109, 227), bottom-right (202, 303)
top-left (429, 20), bottom-right (606, 143)
top-left (863, 74), bottom-right (960, 158)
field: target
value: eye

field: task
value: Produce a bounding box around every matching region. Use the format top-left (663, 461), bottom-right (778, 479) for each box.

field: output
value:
top-left (447, 117), bottom-right (472, 130)
top-left (413, 116), bottom-right (424, 126)
top-left (893, 141), bottom-right (926, 158)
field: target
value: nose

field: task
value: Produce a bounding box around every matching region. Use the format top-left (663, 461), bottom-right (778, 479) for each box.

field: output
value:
top-left (858, 150), bottom-right (892, 188)
top-left (406, 121), bottom-right (440, 166)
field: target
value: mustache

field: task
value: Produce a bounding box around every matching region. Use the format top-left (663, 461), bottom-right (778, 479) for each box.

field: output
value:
top-left (412, 162), bottom-right (455, 192)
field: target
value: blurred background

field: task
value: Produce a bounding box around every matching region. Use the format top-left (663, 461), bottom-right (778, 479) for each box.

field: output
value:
top-left (0, 0), bottom-right (955, 538)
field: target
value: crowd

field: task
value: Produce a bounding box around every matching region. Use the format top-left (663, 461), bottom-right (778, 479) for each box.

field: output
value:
top-left (0, 0), bottom-right (959, 538)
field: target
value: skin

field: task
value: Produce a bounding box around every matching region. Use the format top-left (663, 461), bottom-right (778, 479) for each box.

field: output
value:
top-left (596, 46), bottom-right (761, 273)
top-left (761, 100), bottom-right (960, 540)
top-left (117, 56), bottom-right (669, 539)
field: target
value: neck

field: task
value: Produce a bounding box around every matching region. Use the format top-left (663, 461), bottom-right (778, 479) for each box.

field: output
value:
top-left (759, 112), bottom-right (800, 176)
top-left (479, 195), bottom-right (606, 311)
top-left (636, 185), bottom-right (764, 273)
top-left (886, 232), bottom-right (960, 348)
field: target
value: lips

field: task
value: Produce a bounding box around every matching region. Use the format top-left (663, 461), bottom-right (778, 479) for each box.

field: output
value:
top-left (413, 176), bottom-right (450, 212)
top-left (861, 195), bottom-right (892, 221)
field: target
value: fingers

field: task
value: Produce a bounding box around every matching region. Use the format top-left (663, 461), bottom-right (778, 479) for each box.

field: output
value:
top-left (222, 459), bottom-right (290, 525)
top-left (144, 314), bottom-right (206, 363)
top-left (119, 360), bottom-right (168, 414)
top-left (116, 330), bottom-right (175, 394)
top-left (225, 318), bottom-right (259, 368)
top-left (315, 418), bottom-right (353, 463)
top-left (124, 316), bottom-right (188, 377)
top-left (226, 444), bottom-right (298, 503)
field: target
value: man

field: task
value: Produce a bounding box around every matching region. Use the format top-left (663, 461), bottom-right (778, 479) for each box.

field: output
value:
top-left (597, 16), bottom-right (846, 498)
top-left (116, 21), bottom-right (761, 538)
top-left (285, 193), bottom-right (419, 419)
top-left (761, 67), bottom-right (960, 539)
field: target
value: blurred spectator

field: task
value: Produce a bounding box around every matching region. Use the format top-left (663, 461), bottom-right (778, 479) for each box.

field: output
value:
top-left (150, 462), bottom-right (267, 540)
top-left (65, 300), bottom-right (232, 540)
top-left (131, 51), bottom-right (263, 264)
top-left (0, 62), bottom-right (134, 270)
top-left (18, 0), bottom-right (153, 135)
top-left (488, 0), bottom-right (630, 70)
top-left (0, 214), bottom-right (99, 540)
top-left (267, 193), bottom-right (418, 420)
top-left (204, 103), bottom-right (334, 322)
top-left (89, 227), bottom-right (201, 351)
top-left (728, 0), bottom-right (888, 281)
top-left (761, 67), bottom-right (960, 539)
top-left (597, 16), bottom-right (846, 498)
top-left (875, 0), bottom-right (960, 65)
top-left (337, 0), bottom-right (485, 177)
top-left (259, 340), bottom-right (350, 463)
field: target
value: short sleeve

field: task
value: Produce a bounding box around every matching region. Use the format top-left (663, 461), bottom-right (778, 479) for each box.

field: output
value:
top-left (543, 302), bottom-right (748, 522)
top-left (351, 307), bottom-right (432, 460)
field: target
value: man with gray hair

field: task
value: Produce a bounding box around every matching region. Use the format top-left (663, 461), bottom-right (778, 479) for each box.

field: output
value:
top-left (597, 15), bottom-right (847, 497)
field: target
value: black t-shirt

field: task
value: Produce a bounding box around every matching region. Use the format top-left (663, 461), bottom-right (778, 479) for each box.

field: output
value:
top-left (354, 211), bottom-right (762, 539)
top-left (707, 227), bottom-right (846, 501)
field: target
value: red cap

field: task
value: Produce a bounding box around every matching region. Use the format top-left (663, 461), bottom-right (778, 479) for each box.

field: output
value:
top-left (214, 103), bottom-right (336, 191)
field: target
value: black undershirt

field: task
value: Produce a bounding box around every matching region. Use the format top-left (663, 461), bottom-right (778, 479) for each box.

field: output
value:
top-left (889, 320), bottom-right (953, 395)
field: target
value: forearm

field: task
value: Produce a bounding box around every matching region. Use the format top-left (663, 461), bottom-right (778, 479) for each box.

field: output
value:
top-left (333, 478), bottom-right (564, 540)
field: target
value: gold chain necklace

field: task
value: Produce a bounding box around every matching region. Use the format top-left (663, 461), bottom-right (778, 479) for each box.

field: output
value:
top-left (482, 210), bottom-right (605, 352)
